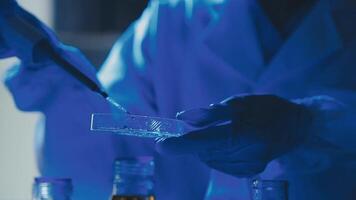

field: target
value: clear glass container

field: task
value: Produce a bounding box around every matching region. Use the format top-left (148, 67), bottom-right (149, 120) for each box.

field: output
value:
top-left (251, 179), bottom-right (288, 200)
top-left (32, 177), bottom-right (73, 200)
top-left (111, 157), bottom-right (155, 200)
top-left (90, 113), bottom-right (188, 138)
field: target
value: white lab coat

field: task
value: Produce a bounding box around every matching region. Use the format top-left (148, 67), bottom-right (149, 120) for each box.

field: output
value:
top-left (98, 0), bottom-right (356, 199)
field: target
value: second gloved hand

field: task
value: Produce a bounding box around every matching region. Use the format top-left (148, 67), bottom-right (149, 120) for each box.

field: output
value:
top-left (157, 94), bottom-right (314, 177)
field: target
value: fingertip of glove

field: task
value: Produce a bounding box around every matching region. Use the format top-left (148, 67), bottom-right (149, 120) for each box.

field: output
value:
top-left (176, 108), bottom-right (212, 126)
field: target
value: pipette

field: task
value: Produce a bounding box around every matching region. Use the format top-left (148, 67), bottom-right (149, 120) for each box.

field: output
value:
top-left (0, 4), bottom-right (128, 113)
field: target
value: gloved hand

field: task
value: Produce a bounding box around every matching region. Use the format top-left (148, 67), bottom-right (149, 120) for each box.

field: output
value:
top-left (0, 0), bottom-right (60, 63)
top-left (0, 0), bottom-right (16, 58)
top-left (4, 43), bottom-right (100, 111)
top-left (0, 0), bottom-right (17, 13)
top-left (0, 33), bottom-right (14, 58)
top-left (1, 1), bottom-right (100, 111)
top-left (157, 94), bottom-right (314, 177)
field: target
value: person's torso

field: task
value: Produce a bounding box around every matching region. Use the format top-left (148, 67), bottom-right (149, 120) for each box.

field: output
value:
top-left (150, 0), bottom-right (356, 199)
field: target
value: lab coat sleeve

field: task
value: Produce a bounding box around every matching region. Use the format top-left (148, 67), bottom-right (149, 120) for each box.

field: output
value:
top-left (280, 93), bottom-right (356, 173)
top-left (98, 1), bottom-right (161, 116)
top-left (98, 0), bottom-right (193, 115)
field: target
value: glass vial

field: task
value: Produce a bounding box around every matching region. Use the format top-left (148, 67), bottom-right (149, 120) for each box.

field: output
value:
top-left (251, 179), bottom-right (288, 200)
top-left (32, 177), bottom-right (73, 200)
top-left (111, 157), bottom-right (155, 200)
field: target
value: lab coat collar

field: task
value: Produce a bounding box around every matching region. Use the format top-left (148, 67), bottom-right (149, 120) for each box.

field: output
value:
top-left (200, 0), bottom-right (344, 90)
top-left (256, 0), bottom-right (344, 88)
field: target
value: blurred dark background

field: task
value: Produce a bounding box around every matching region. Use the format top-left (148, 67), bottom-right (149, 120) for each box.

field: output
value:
top-left (54, 0), bottom-right (148, 67)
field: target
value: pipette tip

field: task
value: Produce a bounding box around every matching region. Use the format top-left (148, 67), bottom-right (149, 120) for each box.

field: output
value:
top-left (106, 97), bottom-right (129, 114)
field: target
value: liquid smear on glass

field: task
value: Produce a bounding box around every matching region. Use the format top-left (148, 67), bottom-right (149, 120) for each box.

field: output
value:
top-left (91, 113), bottom-right (186, 139)
top-left (114, 117), bottom-right (180, 138)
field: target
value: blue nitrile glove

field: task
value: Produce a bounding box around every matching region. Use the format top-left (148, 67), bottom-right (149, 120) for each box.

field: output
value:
top-left (0, 0), bottom-right (17, 15)
top-left (0, 33), bottom-right (15, 58)
top-left (0, 0), bottom-right (17, 58)
top-left (2, 0), bottom-right (100, 111)
top-left (0, 0), bottom-right (61, 63)
top-left (157, 94), bottom-right (314, 177)
top-left (4, 43), bottom-right (99, 112)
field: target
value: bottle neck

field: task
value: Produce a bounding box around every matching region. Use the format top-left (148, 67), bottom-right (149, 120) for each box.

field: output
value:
top-left (112, 174), bottom-right (154, 196)
top-left (112, 157), bottom-right (154, 197)
top-left (251, 179), bottom-right (288, 200)
top-left (32, 178), bottom-right (72, 200)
